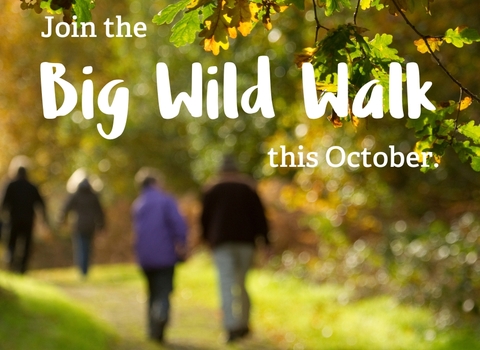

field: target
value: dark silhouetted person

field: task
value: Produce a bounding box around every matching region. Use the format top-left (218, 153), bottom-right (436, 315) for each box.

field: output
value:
top-left (60, 178), bottom-right (105, 277)
top-left (132, 171), bottom-right (187, 343)
top-left (200, 156), bottom-right (269, 343)
top-left (1, 166), bottom-right (48, 273)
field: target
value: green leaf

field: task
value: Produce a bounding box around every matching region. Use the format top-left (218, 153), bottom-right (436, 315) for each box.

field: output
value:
top-left (368, 34), bottom-right (402, 61)
top-left (471, 156), bottom-right (480, 171)
top-left (444, 27), bottom-right (480, 48)
top-left (460, 27), bottom-right (480, 41)
top-left (324, 0), bottom-right (352, 16)
top-left (360, 0), bottom-right (383, 10)
top-left (458, 120), bottom-right (480, 144)
top-left (452, 140), bottom-right (480, 171)
top-left (406, 101), bottom-right (456, 132)
top-left (170, 9), bottom-right (201, 47)
top-left (371, 0), bottom-right (384, 10)
top-left (153, 0), bottom-right (191, 25)
top-left (201, 2), bottom-right (216, 20)
top-left (73, 0), bottom-right (93, 23)
top-left (452, 140), bottom-right (471, 163)
top-left (437, 119), bottom-right (455, 137)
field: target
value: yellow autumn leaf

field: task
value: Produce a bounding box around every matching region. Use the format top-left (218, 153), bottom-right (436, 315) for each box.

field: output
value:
top-left (272, 4), bottom-right (289, 13)
top-left (328, 112), bottom-right (343, 128)
top-left (459, 96), bottom-right (473, 111)
top-left (187, 0), bottom-right (213, 11)
top-left (260, 2), bottom-right (288, 31)
top-left (199, 0), bottom-right (235, 55)
top-left (262, 15), bottom-right (272, 30)
top-left (229, 0), bottom-right (254, 37)
top-left (202, 37), bottom-right (229, 55)
top-left (414, 37), bottom-right (443, 54)
top-left (294, 47), bottom-right (318, 68)
top-left (351, 115), bottom-right (360, 128)
top-left (315, 82), bottom-right (338, 92)
top-left (414, 140), bottom-right (440, 164)
top-left (250, 2), bottom-right (262, 23)
top-left (360, 0), bottom-right (372, 10)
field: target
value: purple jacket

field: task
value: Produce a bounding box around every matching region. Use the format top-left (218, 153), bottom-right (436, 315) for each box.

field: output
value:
top-left (132, 186), bottom-right (187, 269)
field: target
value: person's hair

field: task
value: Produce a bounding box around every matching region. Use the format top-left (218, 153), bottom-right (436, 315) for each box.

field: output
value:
top-left (141, 176), bottom-right (156, 189)
top-left (17, 166), bottom-right (27, 179)
top-left (135, 167), bottom-right (165, 189)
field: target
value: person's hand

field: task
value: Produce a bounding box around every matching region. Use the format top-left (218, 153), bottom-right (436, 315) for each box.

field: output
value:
top-left (261, 245), bottom-right (275, 264)
top-left (175, 244), bottom-right (188, 263)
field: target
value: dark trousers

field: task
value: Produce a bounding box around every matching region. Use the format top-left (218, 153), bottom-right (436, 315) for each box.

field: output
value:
top-left (143, 266), bottom-right (175, 341)
top-left (7, 220), bottom-right (34, 274)
top-left (73, 232), bottom-right (93, 276)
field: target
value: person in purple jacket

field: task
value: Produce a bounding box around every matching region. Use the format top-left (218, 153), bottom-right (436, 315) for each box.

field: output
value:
top-left (132, 170), bottom-right (188, 343)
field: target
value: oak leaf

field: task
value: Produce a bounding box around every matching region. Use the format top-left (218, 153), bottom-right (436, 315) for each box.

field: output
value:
top-left (459, 96), bottom-right (473, 111)
top-left (294, 47), bottom-right (318, 68)
top-left (413, 37), bottom-right (443, 54)
top-left (328, 111), bottom-right (343, 128)
top-left (199, 0), bottom-right (234, 54)
top-left (229, 0), bottom-right (255, 36)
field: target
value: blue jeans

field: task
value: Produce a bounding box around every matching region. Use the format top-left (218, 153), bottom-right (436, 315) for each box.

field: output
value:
top-left (213, 243), bottom-right (255, 332)
top-left (143, 266), bottom-right (175, 340)
top-left (73, 232), bottom-right (93, 276)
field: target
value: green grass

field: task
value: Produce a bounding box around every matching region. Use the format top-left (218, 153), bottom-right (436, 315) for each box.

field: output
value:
top-left (180, 254), bottom-right (480, 350)
top-left (248, 272), bottom-right (480, 349)
top-left (0, 270), bottom-right (116, 350)
top-left (3, 252), bottom-right (480, 349)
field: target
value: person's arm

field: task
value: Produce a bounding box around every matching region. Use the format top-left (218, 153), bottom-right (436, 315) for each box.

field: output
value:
top-left (166, 197), bottom-right (188, 260)
top-left (0, 184), bottom-right (11, 237)
top-left (1, 183), bottom-right (12, 213)
top-left (250, 190), bottom-right (270, 245)
top-left (35, 187), bottom-right (50, 227)
top-left (58, 194), bottom-right (75, 227)
top-left (199, 191), bottom-right (212, 244)
top-left (93, 194), bottom-right (106, 231)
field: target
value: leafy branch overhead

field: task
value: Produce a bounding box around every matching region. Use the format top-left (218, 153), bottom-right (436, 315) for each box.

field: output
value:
top-left (153, 0), bottom-right (288, 54)
top-left (151, 0), bottom-right (480, 171)
top-left (21, 0), bottom-right (95, 23)
top-left (19, 0), bottom-right (480, 172)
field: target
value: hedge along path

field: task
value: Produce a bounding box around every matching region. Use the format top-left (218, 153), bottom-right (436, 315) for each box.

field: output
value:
top-left (31, 255), bottom-right (279, 350)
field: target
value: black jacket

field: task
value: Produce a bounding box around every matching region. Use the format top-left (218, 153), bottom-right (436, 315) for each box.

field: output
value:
top-left (61, 183), bottom-right (105, 234)
top-left (2, 178), bottom-right (45, 223)
top-left (201, 181), bottom-right (269, 247)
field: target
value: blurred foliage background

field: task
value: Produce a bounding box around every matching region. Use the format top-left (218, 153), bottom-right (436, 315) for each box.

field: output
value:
top-left (1, 0), bottom-right (480, 329)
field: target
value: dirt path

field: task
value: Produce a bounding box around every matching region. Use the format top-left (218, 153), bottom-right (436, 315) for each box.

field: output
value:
top-left (34, 266), bottom-right (280, 350)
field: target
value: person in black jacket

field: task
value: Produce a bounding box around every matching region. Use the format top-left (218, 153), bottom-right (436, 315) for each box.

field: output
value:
top-left (60, 178), bottom-right (105, 277)
top-left (200, 156), bottom-right (269, 343)
top-left (1, 166), bottom-right (48, 274)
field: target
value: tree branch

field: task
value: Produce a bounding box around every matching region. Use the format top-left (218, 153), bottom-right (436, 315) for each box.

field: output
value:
top-left (312, 0), bottom-right (328, 44)
top-left (390, 0), bottom-right (480, 104)
top-left (353, 0), bottom-right (361, 25)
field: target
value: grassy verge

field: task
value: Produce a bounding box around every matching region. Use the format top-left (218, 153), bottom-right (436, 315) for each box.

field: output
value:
top-left (0, 269), bottom-right (117, 350)
top-left (174, 254), bottom-right (480, 349)
top-left (10, 252), bottom-right (480, 349)
top-left (248, 270), bottom-right (480, 349)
